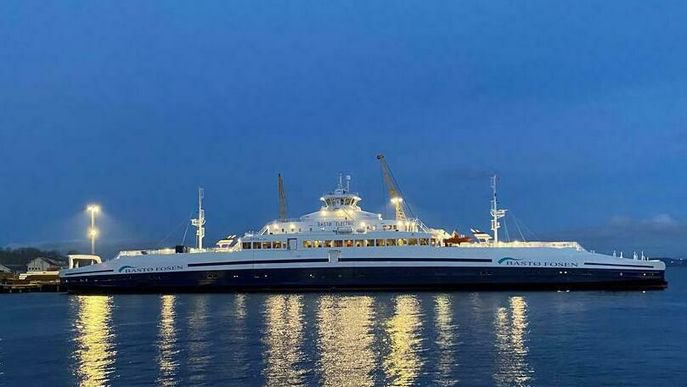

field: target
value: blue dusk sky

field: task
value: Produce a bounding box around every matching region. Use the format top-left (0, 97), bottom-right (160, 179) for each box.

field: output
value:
top-left (0, 1), bottom-right (685, 257)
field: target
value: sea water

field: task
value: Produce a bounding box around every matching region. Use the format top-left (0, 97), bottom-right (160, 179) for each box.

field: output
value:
top-left (1, 269), bottom-right (686, 386)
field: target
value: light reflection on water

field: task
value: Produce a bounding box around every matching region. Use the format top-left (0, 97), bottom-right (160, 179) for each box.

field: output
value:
top-left (262, 295), bottom-right (306, 386)
top-left (317, 295), bottom-right (375, 387)
top-left (71, 295), bottom-right (116, 387)
top-left (187, 296), bottom-right (211, 385)
top-left (434, 294), bottom-right (458, 386)
top-left (157, 295), bottom-right (178, 386)
top-left (383, 295), bottom-right (424, 387)
top-left (494, 296), bottom-right (533, 386)
top-left (66, 293), bottom-right (537, 386)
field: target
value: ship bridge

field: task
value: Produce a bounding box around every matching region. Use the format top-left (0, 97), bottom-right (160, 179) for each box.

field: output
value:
top-left (253, 175), bottom-right (423, 237)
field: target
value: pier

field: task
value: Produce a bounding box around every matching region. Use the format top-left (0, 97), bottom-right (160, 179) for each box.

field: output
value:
top-left (0, 278), bottom-right (63, 293)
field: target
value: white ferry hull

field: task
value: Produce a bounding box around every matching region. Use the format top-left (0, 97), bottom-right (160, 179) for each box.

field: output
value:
top-left (60, 248), bottom-right (667, 293)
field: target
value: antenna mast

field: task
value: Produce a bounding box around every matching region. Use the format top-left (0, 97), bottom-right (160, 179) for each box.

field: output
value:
top-left (490, 175), bottom-right (507, 244)
top-left (191, 187), bottom-right (206, 249)
top-left (377, 154), bottom-right (407, 221)
top-left (278, 173), bottom-right (288, 220)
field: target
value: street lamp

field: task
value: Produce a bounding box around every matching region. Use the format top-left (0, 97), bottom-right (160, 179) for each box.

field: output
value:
top-left (86, 204), bottom-right (101, 254)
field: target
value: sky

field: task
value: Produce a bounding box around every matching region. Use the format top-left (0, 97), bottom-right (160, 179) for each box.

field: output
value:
top-left (1, 1), bottom-right (686, 258)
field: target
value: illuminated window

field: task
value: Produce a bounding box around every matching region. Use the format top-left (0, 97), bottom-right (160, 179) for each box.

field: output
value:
top-left (354, 240), bottom-right (364, 247)
top-left (344, 240), bottom-right (353, 248)
top-left (397, 239), bottom-right (407, 246)
top-left (303, 240), bottom-right (313, 248)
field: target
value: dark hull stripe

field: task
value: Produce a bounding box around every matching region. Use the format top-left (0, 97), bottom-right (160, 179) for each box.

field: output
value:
top-left (188, 258), bottom-right (329, 267)
top-left (584, 262), bottom-right (655, 269)
top-left (62, 266), bottom-right (667, 293)
top-left (64, 269), bottom-right (114, 276)
top-left (339, 258), bottom-right (491, 263)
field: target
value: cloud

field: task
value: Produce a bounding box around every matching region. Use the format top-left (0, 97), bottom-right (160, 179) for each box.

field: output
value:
top-left (608, 213), bottom-right (680, 233)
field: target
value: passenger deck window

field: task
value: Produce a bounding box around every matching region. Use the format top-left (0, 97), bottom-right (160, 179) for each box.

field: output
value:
top-left (376, 239), bottom-right (386, 247)
top-left (253, 242), bottom-right (262, 249)
top-left (408, 238), bottom-right (418, 246)
top-left (386, 239), bottom-right (397, 246)
top-left (262, 242), bottom-right (271, 249)
top-left (419, 238), bottom-right (429, 246)
top-left (334, 240), bottom-right (344, 248)
top-left (242, 242), bottom-right (251, 250)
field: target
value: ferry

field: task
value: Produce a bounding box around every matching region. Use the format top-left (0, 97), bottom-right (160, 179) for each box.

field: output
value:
top-left (60, 156), bottom-right (667, 293)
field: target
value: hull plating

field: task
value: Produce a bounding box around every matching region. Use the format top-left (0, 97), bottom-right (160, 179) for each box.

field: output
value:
top-left (62, 266), bottom-right (667, 293)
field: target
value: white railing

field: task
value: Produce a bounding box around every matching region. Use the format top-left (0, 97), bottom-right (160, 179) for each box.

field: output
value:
top-left (455, 241), bottom-right (584, 250)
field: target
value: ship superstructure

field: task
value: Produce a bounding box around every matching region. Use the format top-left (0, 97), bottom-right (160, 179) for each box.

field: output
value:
top-left (60, 157), bottom-right (667, 293)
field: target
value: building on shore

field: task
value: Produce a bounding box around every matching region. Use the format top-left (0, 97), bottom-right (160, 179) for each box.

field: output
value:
top-left (26, 257), bottom-right (65, 272)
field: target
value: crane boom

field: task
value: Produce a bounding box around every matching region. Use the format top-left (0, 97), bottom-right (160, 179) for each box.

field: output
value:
top-left (278, 173), bottom-right (288, 220)
top-left (376, 154), bottom-right (407, 221)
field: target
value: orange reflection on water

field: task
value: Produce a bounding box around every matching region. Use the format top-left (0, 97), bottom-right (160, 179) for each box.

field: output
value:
top-left (434, 294), bottom-right (458, 386)
top-left (157, 295), bottom-right (178, 386)
top-left (72, 295), bottom-right (116, 387)
top-left (317, 295), bottom-right (376, 387)
top-left (263, 295), bottom-right (305, 385)
top-left (384, 295), bottom-right (423, 387)
top-left (494, 296), bottom-right (533, 386)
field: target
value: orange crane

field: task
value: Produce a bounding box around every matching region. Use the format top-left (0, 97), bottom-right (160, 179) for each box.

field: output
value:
top-left (376, 154), bottom-right (408, 221)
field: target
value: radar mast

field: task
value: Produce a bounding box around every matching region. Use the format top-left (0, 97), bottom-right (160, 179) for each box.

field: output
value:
top-left (191, 187), bottom-right (206, 249)
top-left (490, 175), bottom-right (507, 244)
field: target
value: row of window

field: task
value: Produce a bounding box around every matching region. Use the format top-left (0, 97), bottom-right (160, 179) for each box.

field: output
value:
top-left (241, 238), bottom-right (438, 250)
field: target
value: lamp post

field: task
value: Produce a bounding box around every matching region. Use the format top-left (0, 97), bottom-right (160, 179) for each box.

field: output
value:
top-left (87, 204), bottom-right (100, 254)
